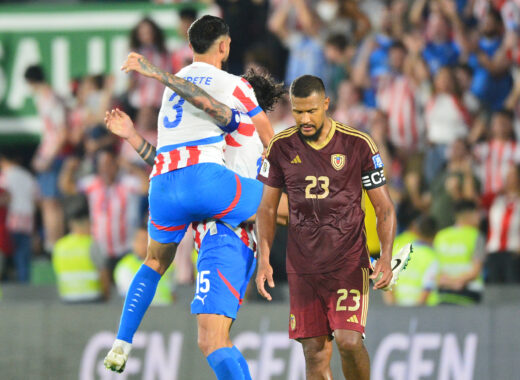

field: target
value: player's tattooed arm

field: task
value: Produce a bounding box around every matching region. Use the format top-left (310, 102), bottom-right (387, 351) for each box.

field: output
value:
top-left (105, 109), bottom-right (156, 167)
top-left (135, 139), bottom-right (156, 167)
top-left (121, 52), bottom-right (232, 127)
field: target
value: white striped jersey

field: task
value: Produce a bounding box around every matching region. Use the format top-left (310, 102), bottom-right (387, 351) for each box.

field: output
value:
top-left (474, 140), bottom-right (520, 195)
top-left (376, 75), bottom-right (425, 150)
top-left (151, 61), bottom-right (261, 178)
top-left (78, 175), bottom-right (142, 257)
top-left (487, 194), bottom-right (520, 253)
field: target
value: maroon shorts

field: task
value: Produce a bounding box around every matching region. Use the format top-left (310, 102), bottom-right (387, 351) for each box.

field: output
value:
top-left (287, 266), bottom-right (370, 339)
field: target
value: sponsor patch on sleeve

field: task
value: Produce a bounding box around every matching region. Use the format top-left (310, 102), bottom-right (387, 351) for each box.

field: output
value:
top-left (372, 153), bottom-right (384, 169)
top-left (259, 159), bottom-right (270, 177)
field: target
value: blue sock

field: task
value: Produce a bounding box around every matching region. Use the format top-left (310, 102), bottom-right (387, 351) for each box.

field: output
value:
top-left (230, 346), bottom-right (252, 380)
top-left (206, 347), bottom-right (245, 380)
top-left (116, 264), bottom-right (161, 343)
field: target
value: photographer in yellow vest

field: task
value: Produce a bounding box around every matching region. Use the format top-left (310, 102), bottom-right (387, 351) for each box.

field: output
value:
top-left (433, 200), bottom-right (484, 305)
top-left (52, 196), bottom-right (110, 302)
top-left (384, 215), bottom-right (439, 306)
top-left (114, 225), bottom-right (174, 306)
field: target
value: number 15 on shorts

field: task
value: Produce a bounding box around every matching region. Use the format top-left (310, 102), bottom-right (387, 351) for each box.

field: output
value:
top-left (196, 270), bottom-right (211, 294)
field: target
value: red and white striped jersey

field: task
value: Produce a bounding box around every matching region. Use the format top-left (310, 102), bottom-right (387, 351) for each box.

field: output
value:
top-left (224, 111), bottom-right (264, 179)
top-left (129, 47), bottom-right (171, 109)
top-left (193, 221), bottom-right (256, 255)
top-left (474, 140), bottom-right (520, 195)
top-left (376, 75), bottom-right (425, 150)
top-left (487, 194), bottom-right (520, 252)
top-left (425, 94), bottom-right (470, 145)
top-left (151, 62), bottom-right (260, 179)
top-left (34, 90), bottom-right (67, 161)
top-left (78, 175), bottom-right (142, 258)
top-left (333, 104), bottom-right (373, 133)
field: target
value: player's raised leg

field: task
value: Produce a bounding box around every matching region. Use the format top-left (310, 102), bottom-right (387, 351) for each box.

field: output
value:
top-left (299, 336), bottom-right (334, 379)
top-left (192, 222), bottom-right (255, 380)
top-left (334, 330), bottom-right (370, 380)
top-left (104, 238), bottom-right (178, 373)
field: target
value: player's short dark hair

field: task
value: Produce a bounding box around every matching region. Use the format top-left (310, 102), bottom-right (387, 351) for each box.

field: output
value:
top-left (24, 65), bottom-right (45, 83)
top-left (325, 34), bottom-right (349, 51)
top-left (290, 75), bottom-right (325, 98)
top-left (188, 15), bottom-right (229, 54)
top-left (416, 215), bottom-right (438, 239)
top-left (454, 200), bottom-right (477, 215)
top-left (242, 69), bottom-right (286, 112)
top-left (180, 7), bottom-right (197, 21)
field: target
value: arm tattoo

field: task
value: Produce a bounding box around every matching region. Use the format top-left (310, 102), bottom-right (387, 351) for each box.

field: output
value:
top-left (138, 57), bottom-right (232, 126)
top-left (137, 139), bottom-right (156, 167)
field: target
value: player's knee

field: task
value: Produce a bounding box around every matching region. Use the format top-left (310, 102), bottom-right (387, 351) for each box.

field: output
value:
top-left (335, 331), bottom-right (364, 354)
top-left (301, 339), bottom-right (331, 368)
top-left (197, 333), bottom-right (229, 357)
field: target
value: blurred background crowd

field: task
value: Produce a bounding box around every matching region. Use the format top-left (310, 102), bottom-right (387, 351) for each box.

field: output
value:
top-left (0, 0), bottom-right (520, 307)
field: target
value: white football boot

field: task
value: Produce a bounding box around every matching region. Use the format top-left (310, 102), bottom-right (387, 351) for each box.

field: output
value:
top-left (374, 243), bottom-right (413, 291)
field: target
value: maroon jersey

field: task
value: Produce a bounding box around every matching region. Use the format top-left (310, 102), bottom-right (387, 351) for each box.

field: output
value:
top-left (258, 119), bottom-right (386, 274)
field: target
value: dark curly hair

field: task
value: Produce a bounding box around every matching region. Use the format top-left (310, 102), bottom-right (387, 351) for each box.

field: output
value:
top-left (242, 69), bottom-right (286, 113)
top-left (130, 17), bottom-right (167, 53)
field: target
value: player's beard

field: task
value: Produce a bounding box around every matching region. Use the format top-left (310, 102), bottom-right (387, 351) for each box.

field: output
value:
top-left (298, 123), bottom-right (323, 142)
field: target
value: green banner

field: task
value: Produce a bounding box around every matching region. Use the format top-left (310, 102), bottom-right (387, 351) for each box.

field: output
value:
top-left (0, 2), bottom-right (204, 137)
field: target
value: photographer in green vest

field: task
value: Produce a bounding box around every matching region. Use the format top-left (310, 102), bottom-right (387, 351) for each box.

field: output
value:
top-left (385, 215), bottom-right (439, 306)
top-left (114, 225), bottom-right (174, 306)
top-left (52, 196), bottom-right (110, 302)
top-left (433, 200), bottom-right (484, 305)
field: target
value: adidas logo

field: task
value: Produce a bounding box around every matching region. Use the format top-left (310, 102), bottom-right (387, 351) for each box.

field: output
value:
top-left (291, 155), bottom-right (302, 164)
top-left (347, 315), bottom-right (359, 324)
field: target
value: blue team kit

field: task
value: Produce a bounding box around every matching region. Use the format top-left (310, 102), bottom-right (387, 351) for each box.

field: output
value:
top-left (148, 162), bottom-right (262, 244)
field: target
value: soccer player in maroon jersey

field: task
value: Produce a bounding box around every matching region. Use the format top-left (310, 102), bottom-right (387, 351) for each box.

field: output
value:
top-left (256, 75), bottom-right (396, 380)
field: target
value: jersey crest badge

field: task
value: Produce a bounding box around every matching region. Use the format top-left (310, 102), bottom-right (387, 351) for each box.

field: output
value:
top-left (331, 154), bottom-right (346, 170)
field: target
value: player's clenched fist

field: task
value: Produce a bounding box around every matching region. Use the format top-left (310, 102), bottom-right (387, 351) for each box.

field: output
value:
top-left (104, 109), bottom-right (136, 140)
top-left (256, 260), bottom-right (275, 301)
top-left (121, 52), bottom-right (158, 79)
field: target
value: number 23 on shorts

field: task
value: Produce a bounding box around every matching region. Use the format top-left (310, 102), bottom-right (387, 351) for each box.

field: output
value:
top-left (336, 289), bottom-right (361, 311)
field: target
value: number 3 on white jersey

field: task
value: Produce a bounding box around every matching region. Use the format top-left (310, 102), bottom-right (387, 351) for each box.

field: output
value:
top-left (163, 92), bottom-right (185, 129)
top-left (196, 270), bottom-right (211, 293)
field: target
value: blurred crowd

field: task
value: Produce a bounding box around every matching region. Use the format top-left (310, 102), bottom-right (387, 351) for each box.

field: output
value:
top-left (0, 0), bottom-right (520, 306)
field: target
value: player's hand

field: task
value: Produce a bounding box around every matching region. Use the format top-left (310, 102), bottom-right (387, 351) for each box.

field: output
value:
top-left (370, 256), bottom-right (393, 290)
top-left (256, 260), bottom-right (275, 301)
top-left (121, 52), bottom-right (157, 79)
top-left (104, 109), bottom-right (136, 140)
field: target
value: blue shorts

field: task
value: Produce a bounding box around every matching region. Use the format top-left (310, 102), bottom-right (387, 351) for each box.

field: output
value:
top-left (148, 163), bottom-right (262, 244)
top-left (191, 222), bottom-right (256, 319)
top-left (37, 158), bottom-right (63, 199)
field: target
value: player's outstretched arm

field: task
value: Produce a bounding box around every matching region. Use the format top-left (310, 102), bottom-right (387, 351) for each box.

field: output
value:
top-left (367, 185), bottom-right (397, 290)
top-left (256, 184), bottom-right (283, 301)
top-left (121, 52), bottom-right (232, 128)
top-left (104, 109), bottom-right (156, 166)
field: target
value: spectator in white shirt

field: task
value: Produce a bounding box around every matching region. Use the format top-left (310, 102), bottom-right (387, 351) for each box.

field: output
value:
top-left (0, 153), bottom-right (38, 282)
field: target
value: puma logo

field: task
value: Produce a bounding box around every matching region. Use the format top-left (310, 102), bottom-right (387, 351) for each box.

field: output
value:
top-left (195, 295), bottom-right (207, 305)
